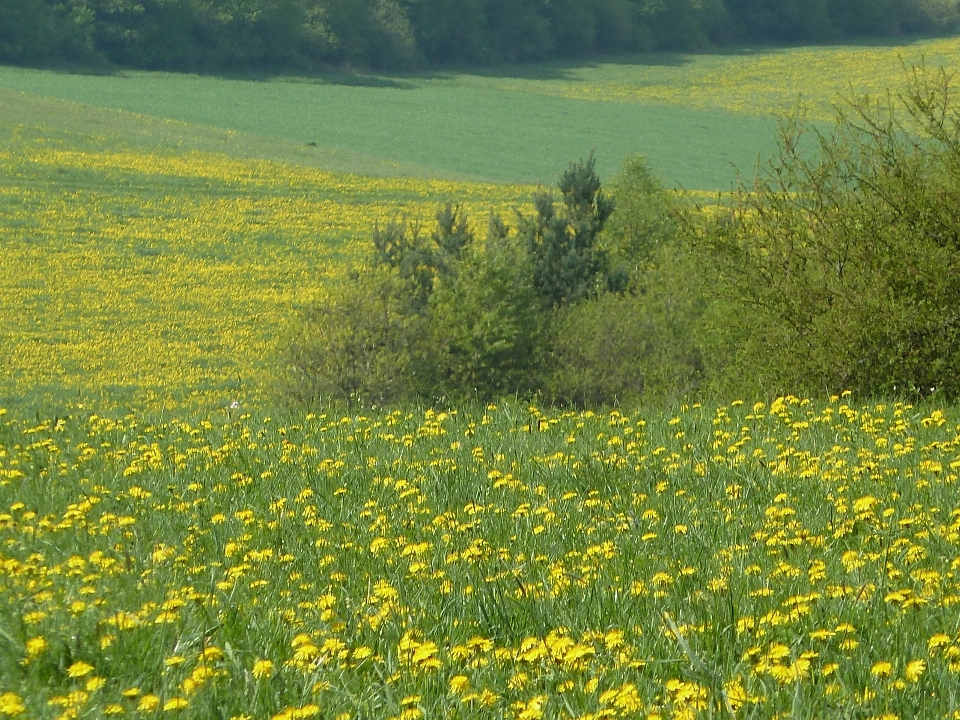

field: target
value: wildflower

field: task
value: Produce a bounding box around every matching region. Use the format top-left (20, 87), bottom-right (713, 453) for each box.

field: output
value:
top-left (0, 693), bottom-right (26, 716)
top-left (252, 659), bottom-right (274, 679)
top-left (66, 661), bottom-right (95, 678)
top-left (449, 676), bottom-right (470, 693)
top-left (25, 636), bottom-right (47, 658)
top-left (163, 697), bottom-right (189, 711)
top-left (199, 646), bottom-right (223, 662)
top-left (871, 661), bottom-right (894, 678)
top-left (513, 695), bottom-right (547, 720)
top-left (905, 659), bottom-right (926, 682)
top-left (138, 695), bottom-right (161, 712)
top-left (929, 634), bottom-right (952, 654)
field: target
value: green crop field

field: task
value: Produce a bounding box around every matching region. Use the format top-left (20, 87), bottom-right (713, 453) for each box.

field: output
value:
top-left (4, 35), bottom-right (959, 189)
top-left (3, 36), bottom-right (960, 720)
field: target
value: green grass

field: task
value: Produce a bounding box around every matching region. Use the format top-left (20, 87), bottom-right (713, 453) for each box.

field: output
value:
top-left (0, 66), bottom-right (779, 190)
top-left (1, 398), bottom-right (959, 718)
top-left (4, 36), bottom-right (959, 191)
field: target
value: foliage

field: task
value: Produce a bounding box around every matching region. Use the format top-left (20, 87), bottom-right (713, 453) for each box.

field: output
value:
top-left (288, 157), bottom-right (624, 407)
top-left (428, 219), bottom-right (546, 401)
top-left (2, 0), bottom-right (958, 71)
top-left (599, 154), bottom-right (678, 284)
top-left (520, 155), bottom-right (617, 307)
top-left (687, 65), bottom-right (960, 400)
top-left (3, 399), bottom-right (960, 717)
top-left (282, 267), bottom-right (432, 408)
top-left (548, 242), bottom-right (709, 407)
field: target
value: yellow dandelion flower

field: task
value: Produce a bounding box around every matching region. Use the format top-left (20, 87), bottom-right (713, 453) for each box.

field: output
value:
top-left (104, 704), bottom-right (125, 715)
top-left (199, 646), bottom-right (223, 662)
top-left (0, 693), bottom-right (26, 716)
top-left (929, 634), bottom-right (952, 654)
top-left (871, 661), bottom-right (894, 678)
top-left (137, 695), bottom-right (161, 712)
top-left (449, 675), bottom-right (470, 693)
top-left (905, 659), bottom-right (926, 682)
top-left (66, 661), bottom-right (95, 678)
top-left (163, 697), bottom-right (189, 711)
top-left (252, 659), bottom-right (275, 679)
top-left (25, 636), bottom-right (48, 658)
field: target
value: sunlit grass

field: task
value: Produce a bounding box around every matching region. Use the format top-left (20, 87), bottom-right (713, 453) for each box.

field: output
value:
top-left (0, 125), bottom-right (533, 411)
top-left (485, 36), bottom-right (960, 121)
top-left (1, 396), bottom-right (959, 718)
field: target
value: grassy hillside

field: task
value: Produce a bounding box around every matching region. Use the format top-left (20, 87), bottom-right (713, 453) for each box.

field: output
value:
top-left (2, 37), bottom-right (960, 412)
top-left (3, 37), bottom-right (959, 189)
top-left (0, 113), bottom-right (533, 412)
top-left (0, 68), bottom-right (777, 190)
top-left (1, 398), bottom-right (959, 718)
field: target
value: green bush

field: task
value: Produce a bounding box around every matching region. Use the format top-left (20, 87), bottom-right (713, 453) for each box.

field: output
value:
top-left (548, 232), bottom-right (709, 407)
top-left (282, 155), bottom-right (707, 410)
top-left (599, 154), bottom-right (679, 288)
top-left (281, 266), bottom-right (432, 408)
top-left (686, 66), bottom-right (960, 399)
top-left (428, 217), bottom-right (546, 401)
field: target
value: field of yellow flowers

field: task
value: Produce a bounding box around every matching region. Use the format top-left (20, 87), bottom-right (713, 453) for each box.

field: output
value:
top-left (1, 396), bottom-right (959, 719)
top-left (0, 123), bottom-right (532, 412)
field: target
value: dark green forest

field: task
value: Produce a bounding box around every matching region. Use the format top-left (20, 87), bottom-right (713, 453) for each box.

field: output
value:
top-left (2, 0), bottom-right (958, 71)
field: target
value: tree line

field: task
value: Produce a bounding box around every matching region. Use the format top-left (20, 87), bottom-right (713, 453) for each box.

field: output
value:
top-left (283, 66), bottom-right (960, 408)
top-left (2, 0), bottom-right (958, 71)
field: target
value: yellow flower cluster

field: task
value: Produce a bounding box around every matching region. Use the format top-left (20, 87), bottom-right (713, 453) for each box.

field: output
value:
top-left (0, 396), bottom-right (958, 717)
top-left (482, 36), bottom-right (960, 122)
top-left (0, 129), bottom-right (533, 412)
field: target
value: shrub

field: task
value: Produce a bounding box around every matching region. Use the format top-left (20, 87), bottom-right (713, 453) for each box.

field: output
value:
top-left (519, 154), bottom-right (616, 307)
top-left (599, 154), bottom-right (678, 287)
top-left (428, 216), bottom-right (546, 401)
top-left (686, 65), bottom-right (960, 399)
top-left (281, 266), bottom-right (432, 408)
top-left (548, 240), bottom-right (709, 407)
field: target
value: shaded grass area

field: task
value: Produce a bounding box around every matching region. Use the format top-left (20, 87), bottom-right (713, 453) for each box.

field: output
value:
top-left (0, 89), bottom-right (480, 182)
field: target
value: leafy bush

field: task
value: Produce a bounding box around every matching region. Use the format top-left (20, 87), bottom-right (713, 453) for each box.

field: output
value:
top-left (549, 197), bottom-right (709, 407)
top-left (281, 266), bottom-right (432, 408)
top-left (686, 66), bottom-right (960, 399)
top-left (599, 154), bottom-right (679, 287)
top-left (428, 218), bottom-right (546, 401)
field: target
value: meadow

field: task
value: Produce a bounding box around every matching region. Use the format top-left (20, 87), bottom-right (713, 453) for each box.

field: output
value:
top-left (0, 113), bottom-right (535, 411)
top-left (3, 36), bottom-right (960, 719)
top-left (1, 397), bottom-right (960, 719)
top-left (4, 35), bottom-right (960, 413)
top-left (3, 35), bottom-right (959, 188)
